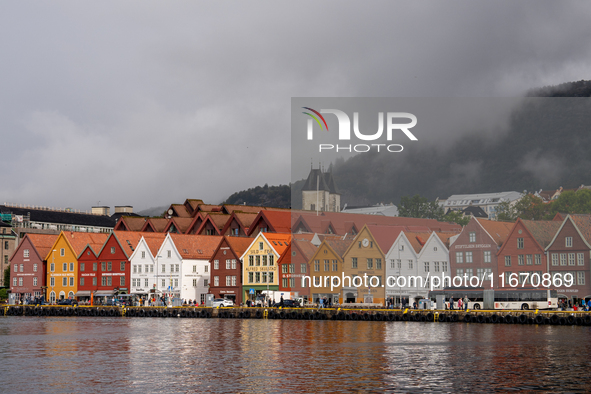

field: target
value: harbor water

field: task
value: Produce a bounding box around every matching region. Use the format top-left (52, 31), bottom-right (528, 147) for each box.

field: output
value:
top-left (0, 317), bottom-right (590, 393)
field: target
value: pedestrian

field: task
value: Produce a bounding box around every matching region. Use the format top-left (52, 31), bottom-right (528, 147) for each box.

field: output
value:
top-left (457, 297), bottom-right (463, 310)
top-left (463, 295), bottom-right (469, 311)
top-left (450, 296), bottom-right (454, 310)
top-left (280, 296), bottom-right (284, 308)
top-left (318, 297), bottom-right (323, 310)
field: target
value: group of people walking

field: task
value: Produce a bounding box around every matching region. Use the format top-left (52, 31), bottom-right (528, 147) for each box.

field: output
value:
top-left (448, 295), bottom-right (470, 311)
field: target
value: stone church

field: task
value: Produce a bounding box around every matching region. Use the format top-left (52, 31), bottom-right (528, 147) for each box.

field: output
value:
top-left (301, 166), bottom-right (340, 212)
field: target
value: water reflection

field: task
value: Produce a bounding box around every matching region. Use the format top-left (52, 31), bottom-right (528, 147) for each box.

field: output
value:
top-left (0, 317), bottom-right (590, 393)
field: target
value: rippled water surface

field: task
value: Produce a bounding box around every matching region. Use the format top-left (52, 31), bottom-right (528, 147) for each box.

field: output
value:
top-left (1, 316), bottom-right (590, 393)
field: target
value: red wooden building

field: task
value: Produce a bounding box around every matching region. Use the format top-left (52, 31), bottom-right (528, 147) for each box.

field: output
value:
top-left (209, 236), bottom-right (252, 305)
top-left (9, 234), bottom-right (58, 302)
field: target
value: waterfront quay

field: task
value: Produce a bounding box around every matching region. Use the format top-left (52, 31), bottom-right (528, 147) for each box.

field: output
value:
top-left (3, 305), bottom-right (591, 326)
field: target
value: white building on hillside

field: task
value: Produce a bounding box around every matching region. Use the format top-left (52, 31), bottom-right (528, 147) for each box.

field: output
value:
top-left (438, 191), bottom-right (523, 220)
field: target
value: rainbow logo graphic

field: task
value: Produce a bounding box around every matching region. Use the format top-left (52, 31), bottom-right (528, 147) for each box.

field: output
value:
top-left (302, 107), bottom-right (329, 131)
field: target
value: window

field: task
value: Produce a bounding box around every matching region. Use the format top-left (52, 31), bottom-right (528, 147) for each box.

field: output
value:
top-left (390, 259), bottom-right (395, 269)
top-left (517, 238), bottom-right (524, 249)
top-left (465, 252), bottom-right (473, 263)
top-left (560, 253), bottom-right (567, 266)
top-left (551, 253), bottom-right (558, 266)
top-left (289, 264), bottom-right (295, 273)
top-left (269, 272), bottom-right (274, 283)
top-left (577, 271), bottom-right (585, 285)
top-left (69, 277), bottom-right (74, 286)
top-left (70, 262), bottom-right (74, 271)
top-left (442, 262), bottom-right (448, 272)
top-left (33, 277), bottom-right (38, 286)
top-left (255, 272), bottom-right (260, 283)
top-left (33, 263), bottom-right (38, 272)
top-left (352, 257), bottom-right (357, 269)
top-left (465, 268), bottom-right (473, 277)
top-left (50, 277), bottom-right (55, 286)
top-left (107, 262), bottom-right (112, 271)
top-left (367, 258), bottom-right (373, 269)
top-left (577, 253), bottom-right (584, 266)
top-left (400, 245), bottom-right (404, 251)
top-left (50, 263), bottom-right (55, 272)
top-left (24, 249), bottom-right (29, 258)
top-left (193, 279), bottom-right (197, 287)
top-left (249, 256), bottom-right (254, 266)
top-left (203, 279), bottom-right (209, 286)
top-left (248, 272), bottom-right (253, 283)
top-left (226, 276), bottom-right (231, 286)
top-left (232, 259), bottom-right (237, 269)
top-left (535, 254), bottom-right (541, 265)
top-left (111, 247), bottom-right (116, 254)
top-left (144, 278), bottom-right (148, 287)
top-left (262, 255), bottom-right (267, 266)
top-left (408, 260), bottom-right (413, 269)
top-left (204, 266), bottom-right (208, 273)
top-left (63, 277), bottom-right (68, 286)
top-left (568, 253), bottom-right (575, 266)
top-left (121, 277), bottom-right (125, 286)
top-left (63, 263), bottom-right (68, 271)
top-left (13, 277), bottom-right (17, 286)
top-left (282, 278), bottom-right (288, 288)
top-left (301, 264), bottom-right (307, 273)
top-left (504, 256), bottom-right (511, 266)
top-left (324, 260), bottom-right (330, 271)
top-left (226, 260), bottom-right (231, 269)
top-left (120, 262), bottom-right (125, 271)
top-left (161, 279), bottom-right (165, 287)
top-left (332, 260), bottom-right (338, 271)
top-left (167, 250), bottom-right (171, 258)
top-left (434, 261), bottom-right (440, 272)
top-left (19, 264), bottom-right (24, 272)
top-left (256, 256), bottom-right (260, 266)
top-left (175, 264), bottom-right (180, 273)
top-left (565, 237), bottom-right (573, 247)
top-left (456, 252), bottom-right (463, 264)
top-left (232, 276), bottom-right (237, 286)
top-left (259, 242), bottom-right (264, 250)
top-left (269, 255), bottom-right (274, 266)
top-left (282, 265), bottom-right (288, 274)
top-left (141, 251), bottom-right (146, 259)
top-left (93, 277), bottom-right (97, 286)
top-left (290, 278), bottom-right (295, 288)
top-left (18, 277), bottom-right (23, 286)
top-left (60, 248), bottom-right (65, 256)
top-left (477, 268), bottom-right (484, 278)
top-left (133, 265), bottom-right (138, 274)
top-left (424, 262), bottom-right (430, 272)
top-left (101, 262), bottom-right (106, 271)
top-left (484, 251), bottom-right (491, 263)
top-left (525, 255), bottom-right (532, 265)
top-left (456, 269), bottom-right (464, 277)
top-left (376, 258), bottom-right (382, 270)
top-left (469, 232), bottom-right (476, 243)
top-left (262, 272), bottom-right (268, 283)
top-left (314, 260), bottom-right (320, 272)
top-left (518, 255), bottom-right (524, 265)
top-left (93, 262), bottom-right (97, 271)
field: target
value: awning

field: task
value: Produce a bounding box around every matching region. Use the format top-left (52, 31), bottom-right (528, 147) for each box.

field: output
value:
top-left (94, 290), bottom-right (115, 296)
top-left (75, 291), bottom-right (91, 297)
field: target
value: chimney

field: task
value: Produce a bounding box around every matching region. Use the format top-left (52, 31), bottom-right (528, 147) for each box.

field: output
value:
top-left (92, 206), bottom-right (110, 216)
top-left (114, 206), bottom-right (133, 214)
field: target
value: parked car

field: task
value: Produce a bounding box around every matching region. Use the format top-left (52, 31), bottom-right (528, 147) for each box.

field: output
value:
top-left (212, 298), bottom-right (234, 307)
top-left (57, 299), bottom-right (78, 306)
top-left (272, 299), bottom-right (301, 308)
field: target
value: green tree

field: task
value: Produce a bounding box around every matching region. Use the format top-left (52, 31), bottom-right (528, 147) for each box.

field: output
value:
top-left (549, 189), bottom-right (591, 215)
top-left (443, 210), bottom-right (470, 226)
top-left (0, 288), bottom-right (6, 301)
top-left (513, 194), bottom-right (551, 220)
top-left (496, 200), bottom-right (517, 222)
top-left (399, 195), bottom-right (444, 220)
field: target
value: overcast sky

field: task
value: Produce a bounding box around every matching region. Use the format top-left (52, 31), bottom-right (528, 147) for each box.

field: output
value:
top-left (1, 1), bottom-right (590, 212)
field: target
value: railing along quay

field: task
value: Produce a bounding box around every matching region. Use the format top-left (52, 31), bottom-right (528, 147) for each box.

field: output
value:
top-left (2, 305), bottom-right (591, 326)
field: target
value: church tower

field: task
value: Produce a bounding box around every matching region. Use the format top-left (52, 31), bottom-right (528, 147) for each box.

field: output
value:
top-left (301, 165), bottom-right (340, 212)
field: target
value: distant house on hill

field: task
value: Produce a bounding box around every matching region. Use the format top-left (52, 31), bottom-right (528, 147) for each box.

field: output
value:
top-left (438, 191), bottom-right (523, 220)
top-left (341, 203), bottom-right (398, 216)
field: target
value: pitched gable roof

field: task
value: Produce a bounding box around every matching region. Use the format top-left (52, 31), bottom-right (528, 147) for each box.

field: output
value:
top-left (322, 238), bottom-right (353, 258)
top-left (402, 231), bottom-right (432, 254)
top-left (169, 234), bottom-right (223, 260)
top-left (141, 218), bottom-right (169, 232)
top-left (114, 216), bottom-right (146, 231)
top-left (12, 233), bottom-right (59, 262)
top-left (366, 224), bottom-right (409, 254)
top-left (568, 214), bottom-right (591, 246)
top-left (164, 217), bottom-right (193, 234)
top-left (520, 219), bottom-right (562, 249)
top-left (475, 218), bottom-right (514, 246)
top-left (247, 210), bottom-right (291, 235)
top-left (223, 236), bottom-right (255, 258)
